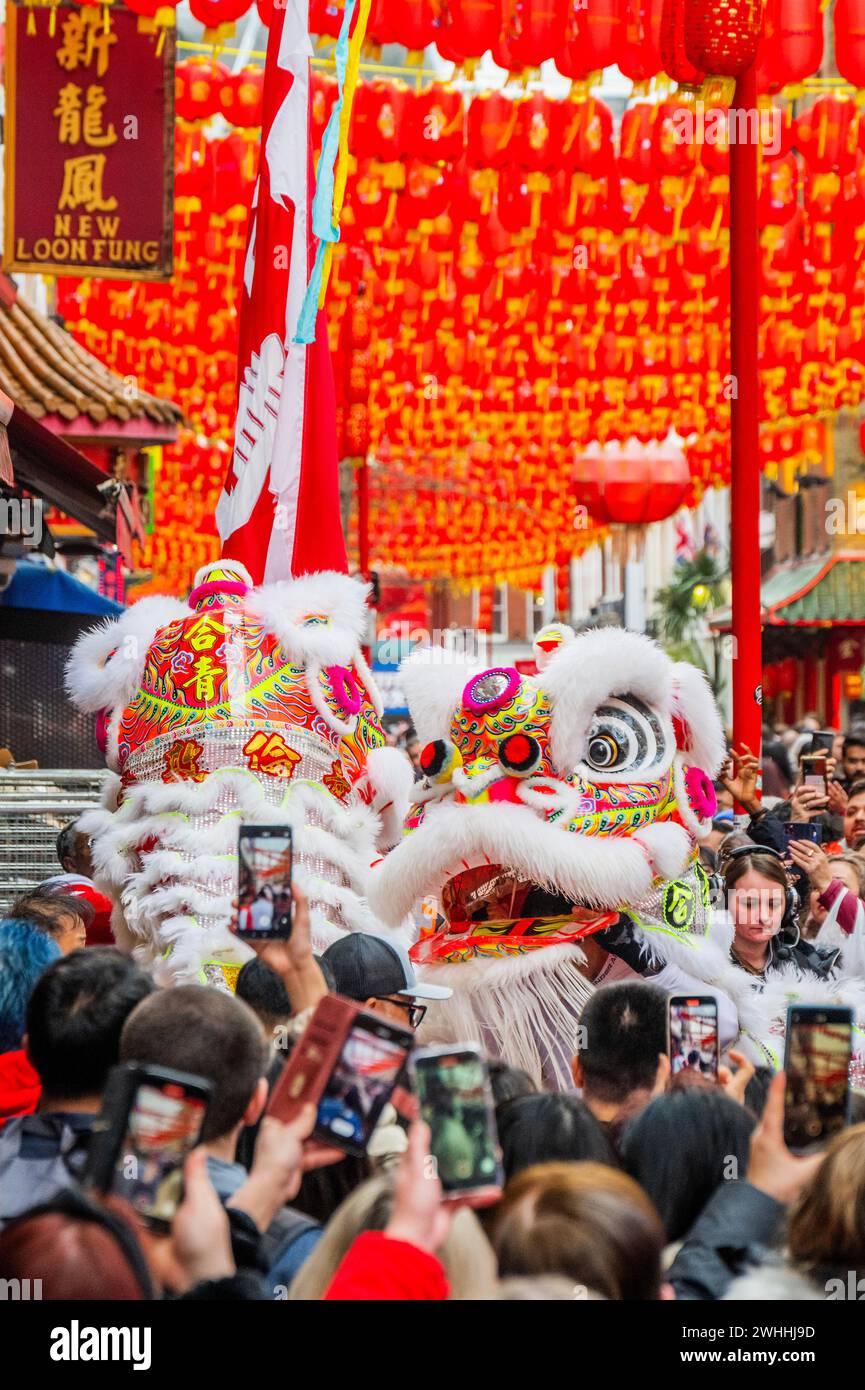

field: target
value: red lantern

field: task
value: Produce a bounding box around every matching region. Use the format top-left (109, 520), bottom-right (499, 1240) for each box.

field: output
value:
top-left (797, 96), bottom-right (859, 176)
top-left (378, 0), bottom-right (436, 49)
top-left (756, 0), bottom-right (823, 91)
top-left (494, 0), bottom-right (567, 70)
top-left (558, 0), bottom-right (622, 78)
top-left (404, 87), bottom-right (465, 163)
top-left (660, 0), bottom-right (705, 84)
top-left (684, 0), bottom-right (765, 76)
top-left (467, 92), bottom-right (518, 168)
top-left (619, 103), bottom-right (657, 182)
top-left (189, 0), bottom-right (251, 30)
top-left (176, 59), bottom-right (228, 122)
top-left (618, 0), bottom-right (665, 82)
top-left (574, 441), bottom-right (690, 523)
top-left (836, 0), bottom-right (865, 86)
top-left (436, 0), bottom-right (504, 60)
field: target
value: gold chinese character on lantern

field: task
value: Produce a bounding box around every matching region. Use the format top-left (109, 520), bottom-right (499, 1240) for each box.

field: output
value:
top-left (162, 739), bottom-right (206, 783)
top-left (56, 10), bottom-right (117, 78)
top-left (57, 154), bottom-right (118, 212)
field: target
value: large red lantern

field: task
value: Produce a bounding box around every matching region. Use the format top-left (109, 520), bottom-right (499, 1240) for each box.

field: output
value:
top-left (574, 438), bottom-right (690, 524)
top-left (558, 0), bottom-right (622, 78)
top-left (684, 0), bottom-right (765, 76)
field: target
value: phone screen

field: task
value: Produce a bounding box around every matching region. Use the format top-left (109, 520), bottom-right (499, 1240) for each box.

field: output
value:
top-left (111, 1080), bottom-right (208, 1227)
top-left (801, 755), bottom-right (828, 791)
top-left (669, 997), bottom-right (719, 1079)
top-left (315, 1019), bottom-right (412, 1150)
top-left (784, 1010), bottom-right (853, 1152)
top-left (237, 826), bottom-right (293, 939)
top-left (413, 1050), bottom-right (503, 1194)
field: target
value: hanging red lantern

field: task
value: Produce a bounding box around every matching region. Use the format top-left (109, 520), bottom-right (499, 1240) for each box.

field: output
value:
top-left (558, 0), bottom-right (622, 77)
top-left (176, 59), bottom-right (228, 122)
top-left (436, 0), bottom-right (504, 60)
top-left (189, 0), bottom-right (251, 31)
top-left (574, 440), bottom-right (690, 524)
top-left (619, 103), bottom-right (657, 182)
top-left (836, 0), bottom-right (865, 86)
top-left (494, 0), bottom-right (568, 70)
top-left (684, 0), bottom-right (765, 76)
top-left (467, 92), bottom-right (519, 168)
top-left (379, 0), bottom-right (436, 49)
top-left (660, 0), bottom-right (705, 85)
top-left (618, 0), bottom-right (665, 82)
top-left (797, 96), bottom-right (859, 176)
top-left (404, 87), bottom-right (465, 163)
top-left (756, 0), bottom-right (823, 92)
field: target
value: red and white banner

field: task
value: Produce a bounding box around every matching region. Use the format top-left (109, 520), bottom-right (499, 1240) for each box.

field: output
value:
top-left (216, 0), bottom-right (347, 583)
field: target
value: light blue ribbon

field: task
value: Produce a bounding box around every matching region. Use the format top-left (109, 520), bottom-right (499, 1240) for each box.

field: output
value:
top-left (293, 0), bottom-right (359, 345)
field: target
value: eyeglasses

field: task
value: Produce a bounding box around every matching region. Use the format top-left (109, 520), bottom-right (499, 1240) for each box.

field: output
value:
top-left (379, 996), bottom-right (427, 1029)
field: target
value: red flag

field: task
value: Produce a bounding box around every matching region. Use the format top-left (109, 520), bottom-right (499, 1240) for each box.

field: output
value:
top-left (216, 0), bottom-right (348, 583)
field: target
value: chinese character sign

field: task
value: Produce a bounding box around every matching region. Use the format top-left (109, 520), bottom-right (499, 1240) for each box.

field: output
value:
top-left (5, 3), bottom-right (174, 279)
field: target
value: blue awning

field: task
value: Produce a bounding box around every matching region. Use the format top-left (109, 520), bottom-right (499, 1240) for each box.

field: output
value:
top-left (0, 561), bottom-right (123, 616)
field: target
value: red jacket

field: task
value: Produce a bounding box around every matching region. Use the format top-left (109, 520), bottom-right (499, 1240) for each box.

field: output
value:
top-left (324, 1231), bottom-right (449, 1301)
top-left (0, 1049), bottom-right (41, 1126)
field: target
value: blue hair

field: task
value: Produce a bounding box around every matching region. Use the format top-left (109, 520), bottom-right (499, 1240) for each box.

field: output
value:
top-left (0, 919), bottom-right (63, 1054)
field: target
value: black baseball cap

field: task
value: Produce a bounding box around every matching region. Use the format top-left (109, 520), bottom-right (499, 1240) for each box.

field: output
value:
top-left (320, 933), bottom-right (452, 1003)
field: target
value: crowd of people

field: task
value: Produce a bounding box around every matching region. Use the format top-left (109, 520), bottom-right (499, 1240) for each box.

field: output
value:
top-left (1, 714), bottom-right (865, 1301)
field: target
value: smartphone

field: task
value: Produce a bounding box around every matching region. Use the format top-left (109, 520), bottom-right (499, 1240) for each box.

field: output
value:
top-left (236, 824), bottom-right (293, 940)
top-left (84, 1064), bottom-right (212, 1231)
top-left (808, 732), bottom-right (835, 756)
top-left (784, 1005), bottom-right (853, 1153)
top-left (268, 995), bottom-right (414, 1155)
top-left (784, 822), bottom-right (821, 846)
top-left (411, 1045), bottom-right (504, 1206)
top-left (668, 996), bottom-right (719, 1080)
top-left (800, 753), bottom-right (828, 794)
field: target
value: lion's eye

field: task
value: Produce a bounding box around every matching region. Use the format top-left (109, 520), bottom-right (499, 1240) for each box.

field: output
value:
top-left (581, 695), bottom-right (671, 778)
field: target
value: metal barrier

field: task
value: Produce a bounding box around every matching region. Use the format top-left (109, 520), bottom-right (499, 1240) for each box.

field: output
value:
top-left (0, 770), bottom-right (109, 912)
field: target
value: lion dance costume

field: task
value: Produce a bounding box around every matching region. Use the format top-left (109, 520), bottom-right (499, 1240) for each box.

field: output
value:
top-left (367, 625), bottom-right (865, 1084)
top-left (65, 561), bottom-right (413, 988)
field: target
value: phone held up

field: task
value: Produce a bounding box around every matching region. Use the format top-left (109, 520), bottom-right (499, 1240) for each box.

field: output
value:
top-left (668, 995), bottom-right (719, 1081)
top-left (84, 1063), bottom-right (212, 1231)
top-left (236, 823), bottom-right (293, 941)
top-left (783, 1005), bottom-right (853, 1154)
top-left (267, 994), bottom-right (414, 1156)
top-left (800, 753), bottom-right (829, 796)
top-left (409, 1044), bottom-right (504, 1207)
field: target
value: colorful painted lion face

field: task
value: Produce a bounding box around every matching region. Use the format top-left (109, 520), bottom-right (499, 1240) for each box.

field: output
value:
top-left (368, 626), bottom-right (727, 962)
top-left (66, 563), bottom-right (412, 986)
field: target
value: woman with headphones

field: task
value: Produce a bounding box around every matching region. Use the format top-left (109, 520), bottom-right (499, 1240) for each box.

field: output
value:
top-left (721, 843), bottom-right (841, 983)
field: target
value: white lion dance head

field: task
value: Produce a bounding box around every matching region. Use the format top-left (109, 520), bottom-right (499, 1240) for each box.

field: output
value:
top-left (65, 562), bottom-right (413, 988)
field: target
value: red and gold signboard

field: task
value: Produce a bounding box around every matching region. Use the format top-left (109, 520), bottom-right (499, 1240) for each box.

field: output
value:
top-left (4, 3), bottom-right (174, 279)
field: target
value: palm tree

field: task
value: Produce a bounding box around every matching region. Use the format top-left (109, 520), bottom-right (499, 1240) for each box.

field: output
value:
top-left (654, 550), bottom-right (729, 696)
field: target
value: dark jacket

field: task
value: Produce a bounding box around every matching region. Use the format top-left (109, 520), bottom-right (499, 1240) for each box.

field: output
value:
top-left (668, 1180), bottom-right (786, 1301)
top-left (0, 1111), bottom-right (93, 1228)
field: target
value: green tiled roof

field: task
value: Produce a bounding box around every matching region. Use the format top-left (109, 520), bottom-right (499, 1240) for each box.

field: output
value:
top-left (776, 558), bottom-right (865, 623)
top-left (710, 554), bottom-right (865, 629)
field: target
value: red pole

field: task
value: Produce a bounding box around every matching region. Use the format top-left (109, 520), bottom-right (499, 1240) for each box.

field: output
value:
top-left (358, 457), bottom-right (369, 576)
top-left (729, 64), bottom-right (763, 766)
